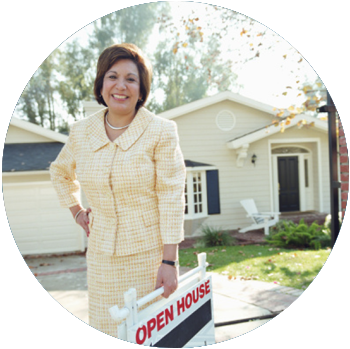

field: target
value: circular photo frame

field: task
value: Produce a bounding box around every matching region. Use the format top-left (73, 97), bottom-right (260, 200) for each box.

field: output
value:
top-left (2, 1), bottom-right (348, 347)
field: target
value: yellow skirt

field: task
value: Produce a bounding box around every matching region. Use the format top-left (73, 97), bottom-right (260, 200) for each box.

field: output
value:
top-left (86, 246), bottom-right (163, 337)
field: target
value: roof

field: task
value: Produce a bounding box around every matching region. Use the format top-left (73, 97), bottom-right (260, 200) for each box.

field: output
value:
top-left (84, 91), bottom-right (276, 121)
top-left (157, 91), bottom-right (276, 120)
top-left (185, 160), bottom-right (214, 167)
top-left (2, 142), bottom-right (64, 172)
top-left (10, 117), bottom-right (68, 143)
top-left (2, 144), bottom-right (214, 173)
top-left (227, 114), bottom-right (328, 149)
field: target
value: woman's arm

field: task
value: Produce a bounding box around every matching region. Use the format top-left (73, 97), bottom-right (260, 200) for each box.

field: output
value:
top-left (153, 120), bottom-right (186, 298)
top-left (50, 124), bottom-right (90, 234)
top-left (155, 244), bottom-right (179, 298)
top-left (50, 125), bottom-right (81, 208)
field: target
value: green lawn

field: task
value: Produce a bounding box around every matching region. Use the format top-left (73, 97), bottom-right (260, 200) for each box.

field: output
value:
top-left (179, 245), bottom-right (331, 290)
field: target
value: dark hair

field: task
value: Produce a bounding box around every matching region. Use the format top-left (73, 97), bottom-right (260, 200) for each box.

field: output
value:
top-left (94, 43), bottom-right (152, 111)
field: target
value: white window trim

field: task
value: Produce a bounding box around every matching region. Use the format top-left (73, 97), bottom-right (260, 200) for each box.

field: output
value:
top-left (268, 139), bottom-right (322, 212)
top-left (184, 170), bottom-right (208, 220)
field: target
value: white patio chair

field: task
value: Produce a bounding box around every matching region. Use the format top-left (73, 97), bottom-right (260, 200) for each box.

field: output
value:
top-left (238, 199), bottom-right (280, 235)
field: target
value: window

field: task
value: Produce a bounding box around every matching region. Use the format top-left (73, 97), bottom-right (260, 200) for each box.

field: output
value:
top-left (304, 159), bottom-right (309, 188)
top-left (272, 147), bottom-right (309, 154)
top-left (184, 168), bottom-right (221, 219)
top-left (185, 171), bottom-right (207, 218)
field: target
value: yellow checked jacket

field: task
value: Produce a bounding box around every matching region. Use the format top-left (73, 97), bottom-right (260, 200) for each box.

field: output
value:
top-left (50, 107), bottom-right (186, 256)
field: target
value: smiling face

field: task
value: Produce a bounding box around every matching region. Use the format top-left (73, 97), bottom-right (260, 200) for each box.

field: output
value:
top-left (100, 59), bottom-right (141, 119)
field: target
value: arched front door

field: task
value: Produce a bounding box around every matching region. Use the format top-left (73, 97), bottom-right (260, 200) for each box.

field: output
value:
top-left (272, 145), bottom-right (313, 213)
top-left (278, 156), bottom-right (300, 212)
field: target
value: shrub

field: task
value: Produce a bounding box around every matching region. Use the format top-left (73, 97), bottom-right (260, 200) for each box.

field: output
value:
top-left (265, 219), bottom-right (331, 249)
top-left (269, 219), bottom-right (294, 235)
top-left (199, 225), bottom-right (234, 247)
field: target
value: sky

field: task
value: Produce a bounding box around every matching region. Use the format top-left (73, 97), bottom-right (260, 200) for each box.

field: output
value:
top-left (14, 1), bottom-right (326, 123)
top-left (156, 2), bottom-right (321, 109)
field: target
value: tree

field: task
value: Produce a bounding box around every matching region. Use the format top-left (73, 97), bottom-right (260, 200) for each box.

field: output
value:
top-left (149, 5), bottom-right (238, 113)
top-left (57, 39), bottom-right (95, 121)
top-left (17, 52), bottom-right (58, 130)
top-left (16, 2), bottom-right (326, 131)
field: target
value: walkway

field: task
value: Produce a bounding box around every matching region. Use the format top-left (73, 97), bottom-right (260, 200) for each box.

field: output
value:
top-left (25, 253), bottom-right (303, 343)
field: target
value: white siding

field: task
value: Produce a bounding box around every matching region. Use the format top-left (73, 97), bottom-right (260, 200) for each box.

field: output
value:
top-left (176, 100), bottom-right (275, 233)
top-left (3, 181), bottom-right (85, 255)
top-left (5, 125), bottom-right (56, 144)
top-left (175, 100), bottom-right (330, 234)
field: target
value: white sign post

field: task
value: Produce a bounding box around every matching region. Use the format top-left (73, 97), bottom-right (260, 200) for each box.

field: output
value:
top-left (109, 253), bottom-right (215, 347)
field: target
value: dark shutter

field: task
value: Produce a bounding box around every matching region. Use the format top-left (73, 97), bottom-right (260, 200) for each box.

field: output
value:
top-left (206, 170), bottom-right (221, 215)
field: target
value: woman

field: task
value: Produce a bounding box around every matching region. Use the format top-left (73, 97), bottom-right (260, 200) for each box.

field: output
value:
top-left (50, 43), bottom-right (186, 337)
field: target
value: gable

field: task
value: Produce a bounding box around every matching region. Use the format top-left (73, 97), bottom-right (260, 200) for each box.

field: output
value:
top-left (5, 125), bottom-right (58, 144)
top-left (6, 118), bottom-right (68, 144)
top-left (227, 114), bottom-right (327, 150)
top-left (158, 90), bottom-right (275, 120)
top-left (175, 99), bottom-right (274, 134)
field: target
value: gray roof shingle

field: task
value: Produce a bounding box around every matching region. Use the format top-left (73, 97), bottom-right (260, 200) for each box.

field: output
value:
top-left (2, 143), bottom-right (213, 173)
top-left (2, 142), bottom-right (64, 172)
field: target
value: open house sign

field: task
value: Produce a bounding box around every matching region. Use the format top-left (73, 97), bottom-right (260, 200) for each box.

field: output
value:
top-left (128, 276), bottom-right (215, 347)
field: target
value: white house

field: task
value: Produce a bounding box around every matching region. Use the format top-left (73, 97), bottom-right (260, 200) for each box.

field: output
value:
top-left (3, 91), bottom-right (330, 256)
top-left (2, 118), bottom-right (87, 255)
top-left (85, 91), bottom-right (330, 237)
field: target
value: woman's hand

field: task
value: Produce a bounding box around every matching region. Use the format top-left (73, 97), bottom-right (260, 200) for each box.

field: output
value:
top-left (76, 207), bottom-right (92, 237)
top-left (70, 206), bottom-right (91, 237)
top-left (155, 263), bottom-right (178, 298)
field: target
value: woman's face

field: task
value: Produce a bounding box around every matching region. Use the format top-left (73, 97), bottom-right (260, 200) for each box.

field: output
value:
top-left (101, 59), bottom-right (141, 119)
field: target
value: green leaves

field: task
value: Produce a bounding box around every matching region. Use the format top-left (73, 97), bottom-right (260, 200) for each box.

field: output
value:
top-left (265, 219), bottom-right (331, 250)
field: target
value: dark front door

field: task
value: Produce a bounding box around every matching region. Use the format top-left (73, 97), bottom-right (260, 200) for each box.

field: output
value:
top-left (278, 156), bottom-right (300, 212)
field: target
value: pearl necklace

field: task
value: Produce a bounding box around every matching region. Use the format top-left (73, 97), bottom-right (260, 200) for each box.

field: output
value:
top-left (105, 113), bottom-right (131, 130)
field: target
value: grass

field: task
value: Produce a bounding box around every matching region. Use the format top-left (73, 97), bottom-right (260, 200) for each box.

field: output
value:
top-left (179, 244), bottom-right (331, 290)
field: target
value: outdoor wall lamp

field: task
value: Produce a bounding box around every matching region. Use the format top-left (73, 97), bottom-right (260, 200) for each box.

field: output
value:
top-left (251, 154), bottom-right (257, 166)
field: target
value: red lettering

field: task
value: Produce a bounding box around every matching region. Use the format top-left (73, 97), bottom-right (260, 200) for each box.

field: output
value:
top-left (199, 284), bottom-right (205, 298)
top-left (156, 311), bottom-right (165, 331)
top-left (192, 288), bottom-right (199, 303)
top-left (147, 318), bottom-right (156, 339)
top-left (177, 297), bottom-right (185, 316)
top-left (136, 325), bottom-right (147, 345)
top-left (205, 280), bottom-right (210, 295)
top-left (185, 293), bottom-right (192, 309)
top-left (165, 305), bottom-right (174, 324)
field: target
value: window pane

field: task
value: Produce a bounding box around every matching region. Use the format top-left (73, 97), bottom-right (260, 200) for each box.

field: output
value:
top-left (199, 204), bottom-right (202, 212)
top-left (304, 159), bottom-right (309, 187)
top-left (194, 194), bottom-right (197, 203)
top-left (272, 147), bottom-right (308, 154)
top-left (198, 183), bottom-right (201, 192)
top-left (195, 205), bottom-right (198, 213)
top-left (194, 183), bottom-right (197, 192)
top-left (199, 193), bottom-right (202, 203)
